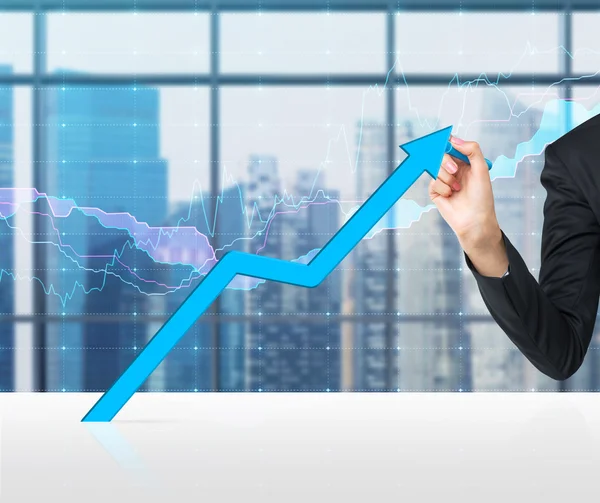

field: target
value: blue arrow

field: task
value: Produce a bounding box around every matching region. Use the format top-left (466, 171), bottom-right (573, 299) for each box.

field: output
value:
top-left (82, 125), bottom-right (452, 422)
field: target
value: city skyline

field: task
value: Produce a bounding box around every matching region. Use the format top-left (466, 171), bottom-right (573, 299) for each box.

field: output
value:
top-left (2, 62), bottom-right (600, 392)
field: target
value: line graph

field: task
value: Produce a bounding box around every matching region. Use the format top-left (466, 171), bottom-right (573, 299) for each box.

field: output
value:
top-left (82, 125), bottom-right (451, 421)
top-left (1, 95), bottom-right (594, 308)
top-left (3, 47), bottom-right (600, 396)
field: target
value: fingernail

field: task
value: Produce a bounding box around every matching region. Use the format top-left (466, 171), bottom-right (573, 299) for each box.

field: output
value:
top-left (445, 159), bottom-right (458, 174)
top-left (452, 181), bottom-right (461, 191)
top-left (450, 135), bottom-right (465, 145)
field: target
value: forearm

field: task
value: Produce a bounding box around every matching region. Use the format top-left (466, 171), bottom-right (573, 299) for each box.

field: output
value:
top-left (464, 230), bottom-right (590, 381)
top-left (460, 224), bottom-right (509, 278)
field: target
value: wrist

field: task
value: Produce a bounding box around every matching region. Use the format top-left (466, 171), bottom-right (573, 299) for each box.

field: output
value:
top-left (458, 221), bottom-right (502, 256)
top-left (462, 226), bottom-right (509, 278)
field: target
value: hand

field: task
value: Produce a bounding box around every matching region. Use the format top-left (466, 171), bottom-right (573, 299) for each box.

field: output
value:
top-left (428, 135), bottom-right (508, 277)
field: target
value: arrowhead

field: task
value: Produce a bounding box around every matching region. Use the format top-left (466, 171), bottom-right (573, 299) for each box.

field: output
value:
top-left (400, 125), bottom-right (453, 179)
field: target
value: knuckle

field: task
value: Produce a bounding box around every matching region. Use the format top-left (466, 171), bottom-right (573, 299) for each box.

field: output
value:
top-left (434, 180), bottom-right (451, 196)
top-left (438, 169), bottom-right (453, 182)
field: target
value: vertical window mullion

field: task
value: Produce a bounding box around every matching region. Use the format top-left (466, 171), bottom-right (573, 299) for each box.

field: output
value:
top-left (32, 6), bottom-right (46, 392)
top-left (385, 4), bottom-right (396, 390)
top-left (209, 3), bottom-right (221, 391)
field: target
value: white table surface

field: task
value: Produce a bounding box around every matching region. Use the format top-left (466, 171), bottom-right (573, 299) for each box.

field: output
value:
top-left (0, 392), bottom-right (598, 502)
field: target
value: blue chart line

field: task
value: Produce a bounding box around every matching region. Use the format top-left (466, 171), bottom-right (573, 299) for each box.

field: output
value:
top-left (82, 125), bottom-right (452, 422)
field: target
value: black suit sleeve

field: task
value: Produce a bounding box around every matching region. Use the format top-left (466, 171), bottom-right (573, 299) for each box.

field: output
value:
top-left (464, 143), bottom-right (600, 380)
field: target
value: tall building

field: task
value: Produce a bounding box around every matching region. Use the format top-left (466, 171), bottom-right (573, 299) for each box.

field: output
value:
top-left (289, 169), bottom-right (341, 391)
top-left (215, 185), bottom-right (246, 391)
top-left (160, 184), bottom-right (247, 392)
top-left (41, 77), bottom-right (168, 391)
top-left (160, 196), bottom-right (214, 392)
top-left (84, 230), bottom-right (168, 391)
top-left (0, 65), bottom-right (14, 390)
top-left (353, 122), bottom-right (391, 390)
top-left (244, 158), bottom-right (342, 390)
top-left (244, 155), bottom-right (284, 390)
top-left (352, 118), bottom-right (470, 391)
top-left (395, 118), bottom-right (469, 392)
top-left (474, 93), bottom-right (545, 391)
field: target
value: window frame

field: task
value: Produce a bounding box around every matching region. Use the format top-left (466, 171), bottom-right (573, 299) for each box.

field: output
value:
top-left (0, 0), bottom-right (585, 391)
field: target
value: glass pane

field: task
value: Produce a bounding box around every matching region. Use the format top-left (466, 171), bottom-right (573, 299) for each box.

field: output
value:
top-left (220, 84), bottom-right (386, 304)
top-left (217, 322), bottom-right (245, 391)
top-left (0, 87), bottom-right (32, 391)
top-left (467, 320), bottom-right (561, 391)
top-left (571, 86), bottom-right (600, 130)
top-left (47, 13), bottom-right (210, 74)
top-left (395, 12), bottom-right (559, 74)
top-left (392, 84), bottom-right (562, 392)
top-left (1, 87), bottom-right (32, 317)
top-left (573, 13), bottom-right (600, 74)
top-left (352, 321), bottom-right (396, 391)
top-left (0, 322), bottom-right (14, 390)
top-left (0, 13), bottom-right (33, 73)
top-left (393, 320), bottom-right (468, 392)
top-left (43, 320), bottom-right (212, 392)
top-left (14, 321), bottom-right (34, 391)
top-left (244, 320), bottom-right (341, 392)
top-left (220, 86), bottom-right (386, 390)
top-left (221, 13), bottom-right (386, 74)
top-left (36, 85), bottom-right (209, 390)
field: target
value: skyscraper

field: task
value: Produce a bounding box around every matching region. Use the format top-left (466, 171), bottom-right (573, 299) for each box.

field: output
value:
top-left (395, 118), bottom-right (470, 392)
top-left (244, 158), bottom-right (342, 390)
top-left (353, 118), bottom-right (470, 391)
top-left (289, 169), bottom-right (341, 391)
top-left (215, 184), bottom-right (246, 391)
top-left (244, 155), bottom-right (283, 390)
top-left (353, 122), bottom-right (391, 390)
top-left (474, 92), bottom-right (545, 391)
top-left (161, 196), bottom-right (214, 392)
top-left (0, 65), bottom-right (14, 390)
top-left (41, 77), bottom-right (168, 391)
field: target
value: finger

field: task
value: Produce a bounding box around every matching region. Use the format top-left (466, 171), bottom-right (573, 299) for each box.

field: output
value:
top-left (437, 157), bottom-right (461, 191)
top-left (443, 152), bottom-right (468, 170)
top-left (430, 178), bottom-right (453, 198)
top-left (429, 180), bottom-right (452, 212)
top-left (449, 136), bottom-right (488, 176)
top-left (428, 179), bottom-right (439, 200)
top-left (441, 154), bottom-right (458, 175)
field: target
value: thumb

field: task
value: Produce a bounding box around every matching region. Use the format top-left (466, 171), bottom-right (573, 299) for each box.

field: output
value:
top-left (449, 136), bottom-right (488, 177)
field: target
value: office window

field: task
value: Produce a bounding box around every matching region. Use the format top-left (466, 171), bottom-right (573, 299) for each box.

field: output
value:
top-left (220, 85), bottom-right (388, 391)
top-left (395, 12), bottom-right (560, 74)
top-left (220, 85), bottom-right (386, 300)
top-left (38, 85), bottom-right (209, 391)
top-left (0, 13), bottom-right (33, 72)
top-left (572, 13), bottom-right (600, 74)
top-left (1, 86), bottom-right (32, 391)
top-left (571, 86), bottom-right (600, 127)
top-left (0, 2), bottom-right (590, 393)
top-left (221, 13), bottom-right (386, 74)
top-left (47, 13), bottom-right (211, 74)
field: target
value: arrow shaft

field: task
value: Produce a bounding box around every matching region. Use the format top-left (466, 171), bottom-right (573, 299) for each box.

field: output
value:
top-left (83, 126), bottom-right (451, 422)
top-left (311, 156), bottom-right (424, 273)
top-left (83, 262), bottom-right (236, 421)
